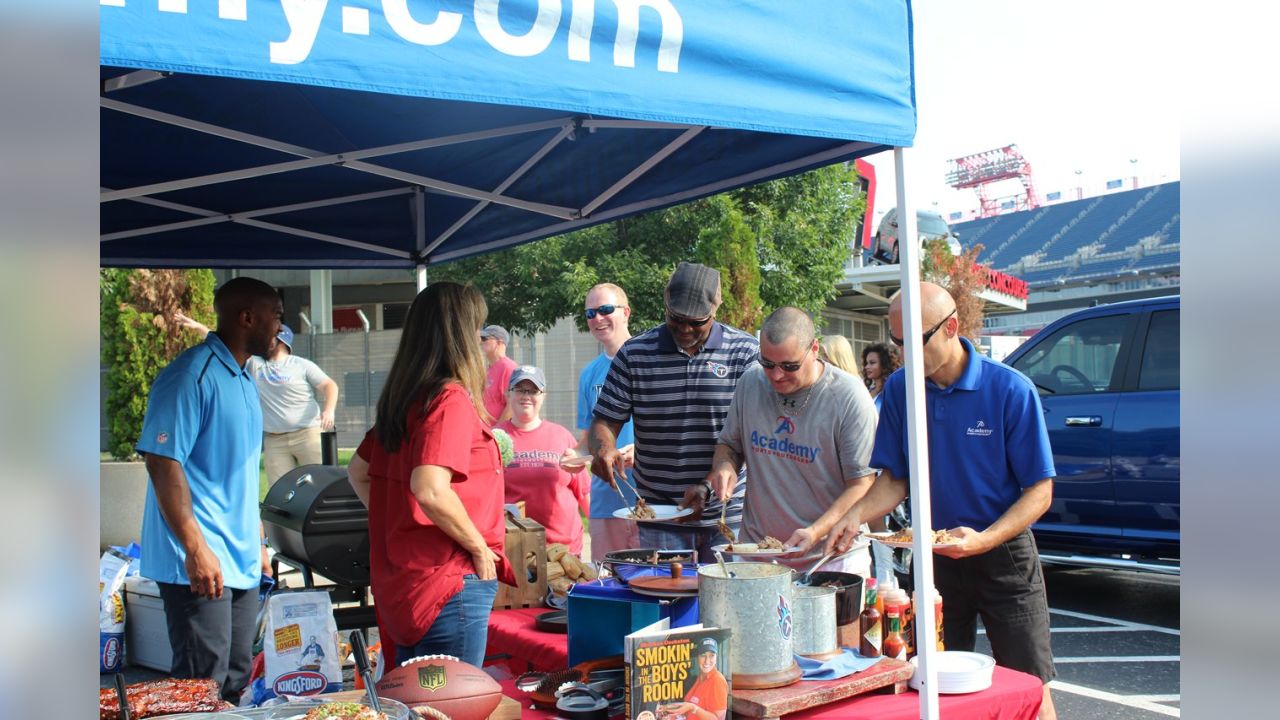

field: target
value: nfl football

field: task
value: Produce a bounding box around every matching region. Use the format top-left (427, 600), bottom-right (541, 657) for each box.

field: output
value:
top-left (375, 655), bottom-right (502, 720)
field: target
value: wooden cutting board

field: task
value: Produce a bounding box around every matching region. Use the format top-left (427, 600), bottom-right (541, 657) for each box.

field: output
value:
top-left (730, 657), bottom-right (914, 719)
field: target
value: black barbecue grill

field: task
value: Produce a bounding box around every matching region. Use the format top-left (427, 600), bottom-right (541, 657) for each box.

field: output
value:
top-left (260, 464), bottom-right (370, 588)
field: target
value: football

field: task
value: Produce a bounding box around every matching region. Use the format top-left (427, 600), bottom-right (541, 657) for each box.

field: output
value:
top-left (375, 655), bottom-right (502, 720)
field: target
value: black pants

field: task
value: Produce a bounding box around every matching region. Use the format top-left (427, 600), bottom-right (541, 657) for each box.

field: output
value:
top-left (157, 583), bottom-right (259, 703)
top-left (932, 529), bottom-right (1055, 683)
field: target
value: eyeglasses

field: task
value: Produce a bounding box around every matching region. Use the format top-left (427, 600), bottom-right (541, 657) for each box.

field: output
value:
top-left (889, 308), bottom-right (956, 348)
top-left (666, 311), bottom-right (712, 328)
top-left (585, 304), bottom-right (625, 320)
top-left (511, 387), bottom-right (543, 397)
top-left (759, 345), bottom-right (813, 373)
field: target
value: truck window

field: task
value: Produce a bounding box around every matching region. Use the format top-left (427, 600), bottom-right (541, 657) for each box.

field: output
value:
top-left (1011, 314), bottom-right (1129, 395)
top-left (1138, 310), bottom-right (1180, 391)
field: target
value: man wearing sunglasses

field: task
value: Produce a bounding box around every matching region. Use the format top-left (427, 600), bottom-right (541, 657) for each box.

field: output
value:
top-left (575, 282), bottom-right (640, 559)
top-left (824, 282), bottom-right (1059, 720)
top-left (479, 325), bottom-right (518, 425)
top-left (589, 262), bottom-right (760, 562)
top-left (708, 307), bottom-right (878, 577)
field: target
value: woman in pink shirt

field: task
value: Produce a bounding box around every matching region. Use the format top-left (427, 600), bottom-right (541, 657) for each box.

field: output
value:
top-left (494, 365), bottom-right (590, 556)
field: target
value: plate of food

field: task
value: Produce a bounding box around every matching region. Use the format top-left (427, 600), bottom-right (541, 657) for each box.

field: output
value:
top-left (611, 503), bottom-right (694, 522)
top-left (711, 537), bottom-right (796, 557)
top-left (865, 528), bottom-right (961, 549)
top-left (560, 454), bottom-right (593, 469)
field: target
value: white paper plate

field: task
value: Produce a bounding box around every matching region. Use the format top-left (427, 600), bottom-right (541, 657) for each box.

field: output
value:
top-left (711, 542), bottom-right (797, 557)
top-left (908, 651), bottom-right (995, 694)
top-left (611, 504), bottom-right (694, 522)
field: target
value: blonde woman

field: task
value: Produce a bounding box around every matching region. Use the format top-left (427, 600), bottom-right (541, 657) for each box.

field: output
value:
top-left (818, 334), bottom-right (858, 375)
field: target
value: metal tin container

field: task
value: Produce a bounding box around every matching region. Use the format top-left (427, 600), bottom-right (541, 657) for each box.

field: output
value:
top-left (697, 562), bottom-right (802, 689)
top-left (792, 585), bottom-right (840, 659)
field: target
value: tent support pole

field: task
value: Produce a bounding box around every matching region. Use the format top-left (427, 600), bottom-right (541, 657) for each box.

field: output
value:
top-left (894, 146), bottom-right (940, 720)
top-left (415, 188), bottom-right (428, 292)
top-left (310, 269), bottom-right (333, 335)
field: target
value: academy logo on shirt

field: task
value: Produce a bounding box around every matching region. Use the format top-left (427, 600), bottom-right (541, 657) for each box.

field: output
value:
top-left (704, 360), bottom-right (729, 378)
top-left (750, 426), bottom-right (821, 463)
top-left (156, 432), bottom-right (169, 444)
top-left (966, 419), bottom-right (994, 437)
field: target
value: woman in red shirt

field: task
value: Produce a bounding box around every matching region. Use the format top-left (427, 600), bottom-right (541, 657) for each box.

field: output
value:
top-left (494, 365), bottom-right (590, 556)
top-left (347, 282), bottom-right (514, 667)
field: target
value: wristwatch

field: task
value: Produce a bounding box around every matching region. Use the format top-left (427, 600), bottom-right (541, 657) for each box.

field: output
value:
top-left (701, 480), bottom-right (714, 498)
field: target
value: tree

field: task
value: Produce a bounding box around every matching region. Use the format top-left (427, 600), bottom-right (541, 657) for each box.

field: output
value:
top-left (922, 239), bottom-right (989, 341)
top-left (101, 269), bottom-right (216, 460)
top-left (433, 163), bottom-right (865, 335)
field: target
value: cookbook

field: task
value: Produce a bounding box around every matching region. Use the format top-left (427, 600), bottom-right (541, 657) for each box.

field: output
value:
top-left (624, 619), bottom-right (732, 720)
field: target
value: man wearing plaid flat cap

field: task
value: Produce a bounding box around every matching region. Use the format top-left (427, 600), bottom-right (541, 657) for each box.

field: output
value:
top-left (589, 262), bottom-right (759, 562)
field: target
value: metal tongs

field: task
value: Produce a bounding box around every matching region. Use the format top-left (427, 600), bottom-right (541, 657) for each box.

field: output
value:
top-left (350, 630), bottom-right (381, 714)
top-left (610, 462), bottom-right (648, 518)
top-left (716, 491), bottom-right (735, 543)
top-left (113, 673), bottom-right (132, 720)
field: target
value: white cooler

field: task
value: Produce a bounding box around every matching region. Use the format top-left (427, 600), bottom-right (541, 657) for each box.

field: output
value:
top-left (123, 575), bottom-right (173, 672)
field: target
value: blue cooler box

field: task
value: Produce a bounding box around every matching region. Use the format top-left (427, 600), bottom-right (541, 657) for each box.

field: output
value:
top-left (567, 577), bottom-right (699, 665)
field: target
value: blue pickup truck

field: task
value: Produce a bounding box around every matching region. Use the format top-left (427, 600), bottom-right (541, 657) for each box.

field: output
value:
top-left (1002, 296), bottom-right (1179, 573)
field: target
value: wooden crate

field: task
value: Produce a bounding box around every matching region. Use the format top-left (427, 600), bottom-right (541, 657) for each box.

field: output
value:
top-left (493, 513), bottom-right (547, 609)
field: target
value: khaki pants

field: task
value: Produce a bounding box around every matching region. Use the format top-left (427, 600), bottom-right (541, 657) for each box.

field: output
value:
top-left (263, 426), bottom-right (322, 485)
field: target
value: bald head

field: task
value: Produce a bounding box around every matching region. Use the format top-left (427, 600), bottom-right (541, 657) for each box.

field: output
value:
top-left (889, 281), bottom-right (956, 326)
top-left (761, 307), bottom-right (815, 347)
top-left (214, 277), bottom-right (279, 323)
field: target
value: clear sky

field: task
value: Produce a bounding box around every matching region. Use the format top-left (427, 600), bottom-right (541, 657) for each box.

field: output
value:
top-left (864, 0), bottom-right (1179, 223)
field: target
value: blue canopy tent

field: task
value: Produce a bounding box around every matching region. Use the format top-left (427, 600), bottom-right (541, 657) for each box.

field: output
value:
top-left (101, 2), bottom-right (960, 715)
top-left (100, 1), bottom-right (916, 270)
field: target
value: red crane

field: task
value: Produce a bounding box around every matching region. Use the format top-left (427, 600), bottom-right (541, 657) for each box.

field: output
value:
top-left (946, 145), bottom-right (1040, 218)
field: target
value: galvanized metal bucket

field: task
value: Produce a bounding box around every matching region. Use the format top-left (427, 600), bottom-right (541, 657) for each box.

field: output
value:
top-left (697, 562), bottom-right (802, 689)
top-left (792, 585), bottom-right (840, 659)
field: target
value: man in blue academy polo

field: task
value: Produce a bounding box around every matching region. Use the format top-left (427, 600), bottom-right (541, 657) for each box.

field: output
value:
top-left (575, 282), bottom-right (640, 559)
top-left (589, 262), bottom-right (759, 562)
top-left (137, 277), bottom-right (282, 703)
top-left (826, 282), bottom-right (1058, 720)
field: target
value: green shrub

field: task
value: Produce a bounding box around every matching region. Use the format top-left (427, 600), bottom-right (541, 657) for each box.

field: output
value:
top-left (101, 269), bottom-right (216, 460)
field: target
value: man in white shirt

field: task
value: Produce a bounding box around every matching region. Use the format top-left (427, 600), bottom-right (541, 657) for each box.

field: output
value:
top-left (249, 325), bottom-right (338, 483)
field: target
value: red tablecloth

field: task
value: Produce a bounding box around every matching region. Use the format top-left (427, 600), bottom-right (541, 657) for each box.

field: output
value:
top-left (486, 607), bottom-right (567, 673)
top-left (485, 608), bottom-right (1043, 720)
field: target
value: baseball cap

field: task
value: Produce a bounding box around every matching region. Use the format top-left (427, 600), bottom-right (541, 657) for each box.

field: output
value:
top-left (480, 325), bottom-right (510, 344)
top-left (697, 637), bottom-right (718, 655)
top-left (508, 365), bottom-right (547, 391)
top-left (276, 324), bottom-right (294, 350)
top-left (665, 262), bottom-right (721, 319)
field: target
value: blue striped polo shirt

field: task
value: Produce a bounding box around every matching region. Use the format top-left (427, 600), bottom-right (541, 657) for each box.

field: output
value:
top-left (593, 322), bottom-right (759, 526)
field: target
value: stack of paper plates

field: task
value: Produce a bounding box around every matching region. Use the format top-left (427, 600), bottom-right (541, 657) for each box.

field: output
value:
top-left (908, 651), bottom-right (996, 694)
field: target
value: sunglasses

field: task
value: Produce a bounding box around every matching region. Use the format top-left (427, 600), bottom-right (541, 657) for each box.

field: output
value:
top-left (585, 304), bottom-right (625, 320)
top-left (759, 345), bottom-right (813, 373)
top-left (666, 311), bottom-right (712, 328)
top-left (889, 308), bottom-right (956, 348)
top-left (511, 387), bottom-right (543, 397)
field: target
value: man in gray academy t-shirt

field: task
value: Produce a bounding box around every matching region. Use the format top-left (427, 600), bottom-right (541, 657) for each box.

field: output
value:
top-left (706, 307), bottom-right (878, 576)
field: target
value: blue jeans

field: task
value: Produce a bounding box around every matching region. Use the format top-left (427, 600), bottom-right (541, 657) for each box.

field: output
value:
top-left (396, 574), bottom-right (499, 668)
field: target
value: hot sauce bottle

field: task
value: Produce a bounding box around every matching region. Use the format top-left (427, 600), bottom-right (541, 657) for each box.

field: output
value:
top-left (859, 578), bottom-right (882, 658)
top-left (882, 605), bottom-right (906, 660)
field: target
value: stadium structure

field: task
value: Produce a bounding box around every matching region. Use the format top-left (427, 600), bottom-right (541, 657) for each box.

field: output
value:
top-left (953, 180), bottom-right (1180, 337)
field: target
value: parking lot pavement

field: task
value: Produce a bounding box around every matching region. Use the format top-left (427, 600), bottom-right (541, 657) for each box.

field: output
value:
top-left (975, 566), bottom-right (1181, 718)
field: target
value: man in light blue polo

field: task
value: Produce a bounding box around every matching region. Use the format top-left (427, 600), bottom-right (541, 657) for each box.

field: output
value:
top-left (826, 282), bottom-right (1058, 720)
top-left (136, 277), bottom-right (282, 702)
top-left (575, 282), bottom-right (640, 559)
